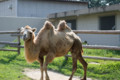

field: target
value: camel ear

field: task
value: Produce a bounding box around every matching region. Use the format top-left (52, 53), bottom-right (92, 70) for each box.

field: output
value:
top-left (20, 27), bottom-right (24, 31)
top-left (32, 28), bottom-right (37, 32)
top-left (20, 27), bottom-right (24, 34)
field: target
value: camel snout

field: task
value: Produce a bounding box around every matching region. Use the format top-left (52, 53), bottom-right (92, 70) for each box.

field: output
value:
top-left (23, 34), bottom-right (27, 41)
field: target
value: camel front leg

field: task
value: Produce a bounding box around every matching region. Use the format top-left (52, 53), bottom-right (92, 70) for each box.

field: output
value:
top-left (69, 54), bottom-right (77, 80)
top-left (44, 53), bottom-right (55, 80)
top-left (38, 56), bottom-right (44, 80)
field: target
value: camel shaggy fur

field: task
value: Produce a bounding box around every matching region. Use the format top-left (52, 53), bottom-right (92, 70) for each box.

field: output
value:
top-left (20, 20), bottom-right (87, 80)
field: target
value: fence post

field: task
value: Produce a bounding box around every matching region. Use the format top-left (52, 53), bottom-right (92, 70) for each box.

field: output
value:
top-left (65, 55), bottom-right (68, 61)
top-left (17, 28), bottom-right (21, 54)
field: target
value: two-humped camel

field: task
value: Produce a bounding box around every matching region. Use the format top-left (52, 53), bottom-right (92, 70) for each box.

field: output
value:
top-left (20, 20), bottom-right (87, 80)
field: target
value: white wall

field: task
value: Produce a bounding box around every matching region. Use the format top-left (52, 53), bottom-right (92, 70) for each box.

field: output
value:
top-left (0, 0), bottom-right (17, 16)
top-left (17, 0), bottom-right (88, 18)
top-left (78, 34), bottom-right (120, 46)
top-left (77, 15), bottom-right (98, 30)
top-left (77, 14), bottom-right (120, 46)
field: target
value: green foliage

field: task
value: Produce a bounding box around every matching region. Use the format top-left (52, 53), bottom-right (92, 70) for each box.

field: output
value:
top-left (88, 0), bottom-right (120, 8)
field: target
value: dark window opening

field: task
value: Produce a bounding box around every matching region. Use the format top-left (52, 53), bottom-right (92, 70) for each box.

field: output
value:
top-left (66, 20), bottom-right (76, 30)
top-left (99, 15), bottom-right (115, 30)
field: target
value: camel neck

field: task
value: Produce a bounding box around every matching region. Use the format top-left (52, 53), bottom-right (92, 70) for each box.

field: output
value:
top-left (24, 38), bottom-right (39, 63)
top-left (24, 33), bottom-right (36, 50)
top-left (24, 38), bottom-right (37, 52)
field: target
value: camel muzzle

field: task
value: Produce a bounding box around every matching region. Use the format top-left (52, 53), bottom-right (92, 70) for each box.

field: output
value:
top-left (23, 34), bottom-right (27, 41)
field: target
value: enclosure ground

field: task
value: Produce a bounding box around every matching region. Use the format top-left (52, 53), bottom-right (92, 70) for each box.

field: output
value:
top-left (23, 68), bottom-right (93, 80)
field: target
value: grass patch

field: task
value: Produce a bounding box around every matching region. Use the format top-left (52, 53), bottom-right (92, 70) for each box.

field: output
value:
top-left (0, 45), bottom-right (40, 80)
top-left (0, 40), bottom-right (120, 80)
top-left (48, 49), bottom-right (120, 80)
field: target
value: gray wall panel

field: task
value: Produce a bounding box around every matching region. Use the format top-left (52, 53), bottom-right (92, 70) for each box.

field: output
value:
top-left (0, 0), bottom-right (17, 16)
top-left (17, 0), bottom-right (87, 18)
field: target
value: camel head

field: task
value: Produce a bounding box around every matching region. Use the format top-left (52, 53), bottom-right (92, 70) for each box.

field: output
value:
top-left (20, 25), bottom-right (36, 41)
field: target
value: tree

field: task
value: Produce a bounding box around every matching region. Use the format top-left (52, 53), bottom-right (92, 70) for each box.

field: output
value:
top-left (88, 0), bottom-right (120, 8)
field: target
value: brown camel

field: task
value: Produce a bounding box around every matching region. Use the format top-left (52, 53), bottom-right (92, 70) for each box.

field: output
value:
top-left (20, 20), bottom-right (87, 80)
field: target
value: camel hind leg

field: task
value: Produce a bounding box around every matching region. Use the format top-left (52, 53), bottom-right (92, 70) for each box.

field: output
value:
top-left (71, 38), bottom-right (87, 80)
top-left (78, 52), bottom-right (88, 80)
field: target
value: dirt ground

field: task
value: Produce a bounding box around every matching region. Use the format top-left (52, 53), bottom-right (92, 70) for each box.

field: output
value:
top-left (23, 68), bottom-right (93, 80)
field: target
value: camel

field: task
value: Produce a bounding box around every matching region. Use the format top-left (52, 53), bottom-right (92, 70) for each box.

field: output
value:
top-left (20, 20), bottom-right (87, 80)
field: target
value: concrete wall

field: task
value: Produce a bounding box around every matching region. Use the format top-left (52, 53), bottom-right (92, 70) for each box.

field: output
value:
top-left (0, 0), bottom-right (17, 17)
top-left (17, 0), bottom-right (88, 18)
top-left (116, 12), bottom-right (120, 44)
top-left (77, 15), bottom-right (98, 30)
top-left (0, 0), bottom-right (87, 18)
top-left (0, 17), bottom-right (46, 47)
top-left (77, 13), bottom-right (120, 46)
top-left (116, 12), bottom-right (120, 30)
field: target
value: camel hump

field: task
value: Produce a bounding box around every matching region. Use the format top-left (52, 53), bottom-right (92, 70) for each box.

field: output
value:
top-left (57, 20), bottom-right (71, 31)
top-left (44, 21), bottom-right (54, 30)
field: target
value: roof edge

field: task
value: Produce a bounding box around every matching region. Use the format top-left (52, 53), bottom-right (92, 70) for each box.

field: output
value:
top-left (48, 4), bottom-right (120, 19)
top-left (40, 0), bottom-right (88, 4)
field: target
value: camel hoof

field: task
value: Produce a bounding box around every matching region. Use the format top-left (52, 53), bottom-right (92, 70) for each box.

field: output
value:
top-left (81, 78), bottom-right (86, 80)
top-left (40, 79), bottom-right (43, 80)
top-left (46, 77), bottom-right (50, 80)
top-left (46, 78), bottom-right (50, 80)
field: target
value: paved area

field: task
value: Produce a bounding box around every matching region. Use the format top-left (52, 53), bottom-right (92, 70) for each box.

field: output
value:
top-left (23, 68), bottom-right (93, 80)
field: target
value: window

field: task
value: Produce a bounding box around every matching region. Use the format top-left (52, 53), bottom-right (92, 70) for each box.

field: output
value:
top-left (99, 15), bottom-right (115, 30)
top-left (66, 20), bottom-right (76, 30)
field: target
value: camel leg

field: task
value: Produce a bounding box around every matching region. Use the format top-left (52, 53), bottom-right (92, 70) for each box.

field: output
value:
top-left (69, 54), bottom-right (77, 80)
top-left (78, 53), bottom-right (87, 80)
top-left (44, 53), bottom-right (54, 80)
top-left (38, 56), bottom-right (44, 80)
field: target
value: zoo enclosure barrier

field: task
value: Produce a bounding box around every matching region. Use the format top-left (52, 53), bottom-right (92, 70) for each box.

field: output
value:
top-left (0, 29), bottom-right (21, 54)
top-left (0, 29), bottom-right (120, 61)
top-left (67, 30), bottom-right (120, 61)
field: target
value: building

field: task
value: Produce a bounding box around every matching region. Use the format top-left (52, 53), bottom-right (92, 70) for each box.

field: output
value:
top-left (48, 4), bottom-right (120, 46)
top-left (0, 0), bottom-right (88, 18)
top-left (0, 0), bottom-right (88, 46)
